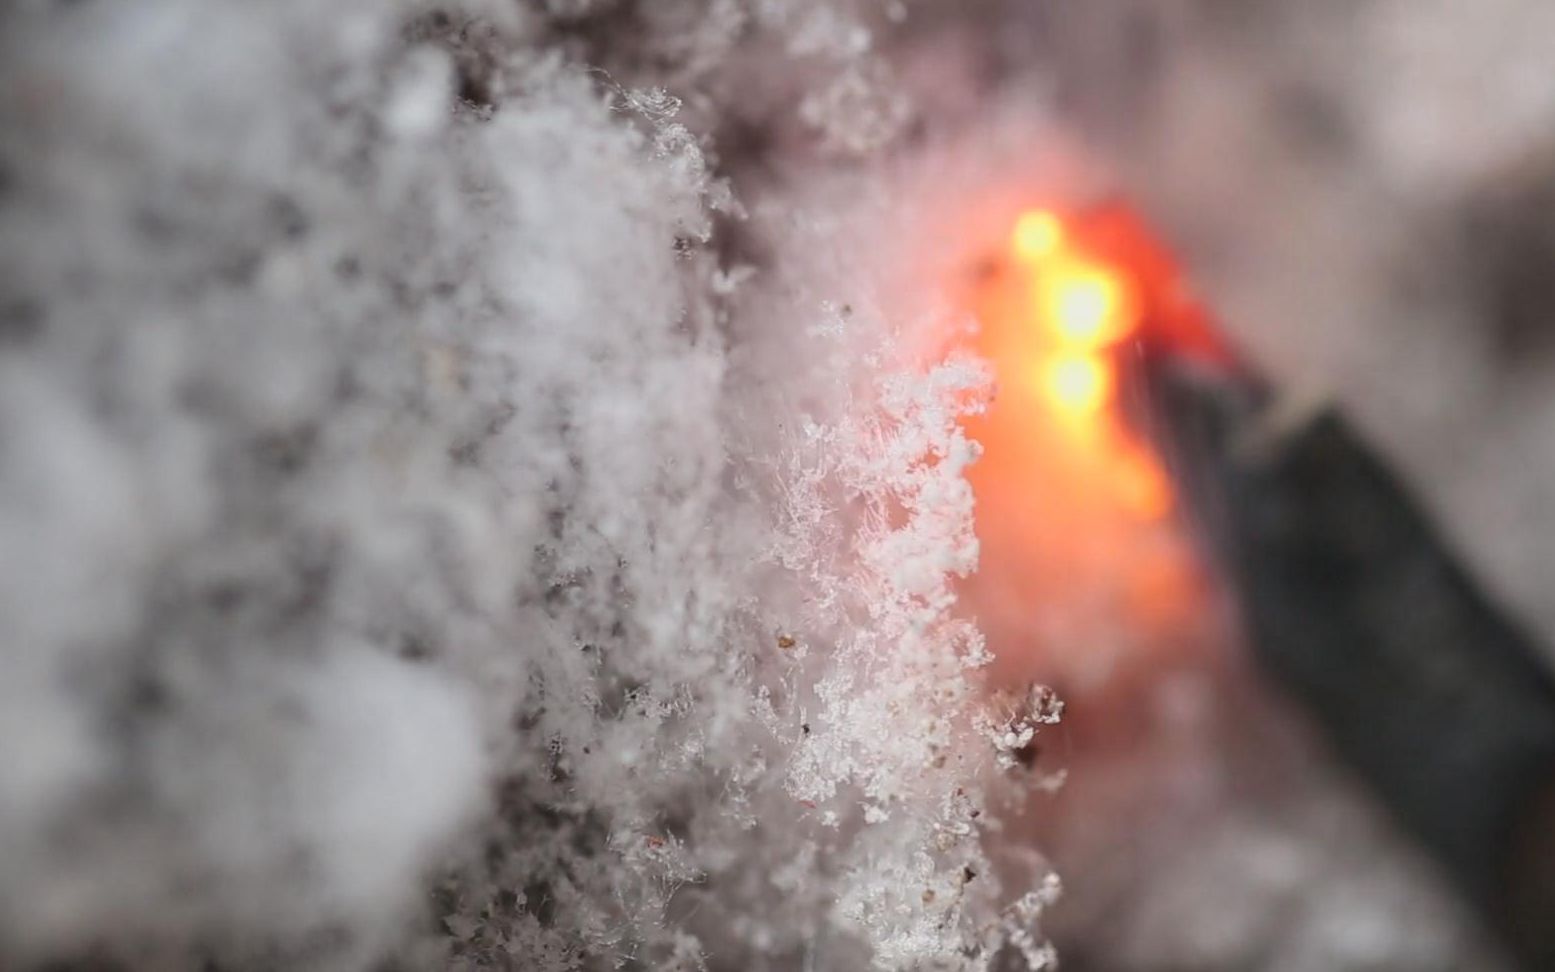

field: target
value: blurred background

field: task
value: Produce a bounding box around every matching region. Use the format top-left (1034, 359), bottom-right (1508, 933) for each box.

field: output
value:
top-left (880, 2), bottom-right (1555, 969)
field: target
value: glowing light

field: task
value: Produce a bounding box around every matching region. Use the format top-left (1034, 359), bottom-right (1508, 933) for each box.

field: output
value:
top-left (1040, 260), bottom-right (1135, 349)
top-left (1115, 449), bottom-right (1173, 521)
top-left (1043, 353), bottom-right (1113, 418)
top-left (1013, 210), bottom-right (1064, 262)
top-left (960, 203), bottom-right (1220, 690)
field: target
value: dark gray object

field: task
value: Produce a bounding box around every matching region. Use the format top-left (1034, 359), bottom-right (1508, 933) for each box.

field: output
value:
top-left (1133, 340), bottom-right (1555, 968)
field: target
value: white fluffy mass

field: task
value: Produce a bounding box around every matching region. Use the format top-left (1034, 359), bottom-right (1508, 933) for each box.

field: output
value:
top-left (0, 2), bottom-right (1060, 970)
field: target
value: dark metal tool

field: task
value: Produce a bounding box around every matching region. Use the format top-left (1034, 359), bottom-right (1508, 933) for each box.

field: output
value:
top-left (1128, 335), bottom-right (1555, 968)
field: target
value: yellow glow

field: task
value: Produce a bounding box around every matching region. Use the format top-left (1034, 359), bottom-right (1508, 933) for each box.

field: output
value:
top-left (1043, 353), bottom-right (1113, 418)
top-left (961, 206), bottom-right (1210, 682)
top-left (1013, 210), bottom-right (1064, 262)
top-left (1042, 261), bottom-right (1130, 349)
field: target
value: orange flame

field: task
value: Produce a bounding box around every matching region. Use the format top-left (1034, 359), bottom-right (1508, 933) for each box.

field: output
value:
top-left (1042, 352), bottom-right (1112, 419)
top-left (1002, 208), bottom-right (1164, 516)
top-left (960, 203), bottom-right (1219, 686)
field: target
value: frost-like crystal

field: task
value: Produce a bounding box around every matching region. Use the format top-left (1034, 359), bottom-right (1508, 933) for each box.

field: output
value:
top-left (0, 2), bottom-right (1060, 970)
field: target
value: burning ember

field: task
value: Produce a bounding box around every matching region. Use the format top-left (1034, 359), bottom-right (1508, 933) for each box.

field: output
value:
top-left (962, 203), bottom-right (1227, 696)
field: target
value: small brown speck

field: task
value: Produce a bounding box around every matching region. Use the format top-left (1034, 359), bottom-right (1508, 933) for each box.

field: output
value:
top-left (922, 890), bottom-right (936, 904)
top-left (777, 634), bottom-right (796, 649)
